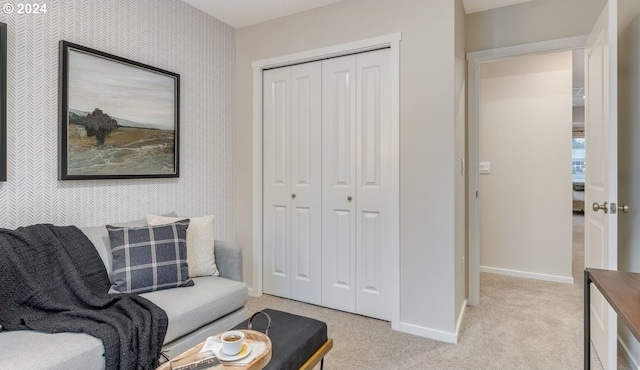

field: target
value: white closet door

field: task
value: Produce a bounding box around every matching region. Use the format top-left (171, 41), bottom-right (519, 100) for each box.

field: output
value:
top-left (263, 62), bottom-right (322, 302)
top-left (355, 49), bottom-right (392, 320)
top-left (322, 55), bottom-right (358, 313)
top-left (290, 62), bottom-right (322, 304)
top-left (263, 67), bottom-right (292, 298)
top-left (322, 49), bottom-right (392, 320)
top-left (264, 50), bottom-right (392, 319)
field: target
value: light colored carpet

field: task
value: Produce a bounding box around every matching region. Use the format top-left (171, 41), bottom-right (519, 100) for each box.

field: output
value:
top-left (246, 214), bottom-right (632, 369)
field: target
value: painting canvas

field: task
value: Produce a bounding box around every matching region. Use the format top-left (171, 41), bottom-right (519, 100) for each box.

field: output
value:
top-left (59, 41), bottom-right (179, 180)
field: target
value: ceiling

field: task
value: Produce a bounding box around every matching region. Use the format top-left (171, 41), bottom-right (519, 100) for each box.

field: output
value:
top-left (181, 0), bottom-right (537, 29)
top-left (180, 0), bottom-right (346, 28)
top-left (462, 0), bottom-right (534, 14)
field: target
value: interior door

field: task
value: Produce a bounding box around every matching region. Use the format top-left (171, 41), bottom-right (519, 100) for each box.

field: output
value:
top-left (322, 50), bottom-right (392, 320)
top-left (263, 67), bottom-right (292, 298)
top-left (289, 62), bottom-right (322, 305)
top-left (322, 54), bottom-right (357, 313)
top-left (354, 49), bottom-right (392, 320)
top-left (585, 1), bottom-right (618, 368)
top-left (263, 62), bottom-right (322, 303)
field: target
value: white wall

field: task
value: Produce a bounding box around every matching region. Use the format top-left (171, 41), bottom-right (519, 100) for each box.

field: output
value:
top-left (478, 52), bottom-right (573, 282)
top-left (466, 0), bottom-right (605, 52)
top-left (235, 0), bottom-right (464, 340)
top-left (454, 0), bottom-right (468, 323)
top-left (617, 0), bottom-right (640, 365)
top-left (0, 1), bottom-right (235, 240)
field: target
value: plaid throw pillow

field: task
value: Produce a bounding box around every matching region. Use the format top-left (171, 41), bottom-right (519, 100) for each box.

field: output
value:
top-left (106, 220), bottom-right (194, 294)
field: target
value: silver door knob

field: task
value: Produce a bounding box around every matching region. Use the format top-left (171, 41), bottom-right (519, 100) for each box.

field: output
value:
top-left (291, 193), bottom-right (296, 199)
top-left (347, 195), bottom-right (352, 202)
top-left (619, 204), bottom-right (630, 213)
top-left (593, 202), bottom-right (608, 213)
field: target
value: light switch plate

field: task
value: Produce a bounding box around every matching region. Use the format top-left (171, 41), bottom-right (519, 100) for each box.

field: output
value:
top-left (479, 162), bottom-right (491, 174)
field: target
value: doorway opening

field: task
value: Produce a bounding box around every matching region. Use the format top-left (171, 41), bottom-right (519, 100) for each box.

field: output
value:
top-left (571, 48), bottom-right (586, 283)
top-left (477, 50), bottom-right (574, 284)
top-left (467, 36), bottom-right (588, 306)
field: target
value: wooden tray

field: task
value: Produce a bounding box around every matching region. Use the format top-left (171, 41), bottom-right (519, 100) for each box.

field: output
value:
top-left (158, 330), bottom-right (272, 370)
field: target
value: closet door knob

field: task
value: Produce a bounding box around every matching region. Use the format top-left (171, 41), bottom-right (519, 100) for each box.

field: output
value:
top-left (347, 195), bottom-right (352, 202)
top-left (291, 193), bottom-right (296, 199)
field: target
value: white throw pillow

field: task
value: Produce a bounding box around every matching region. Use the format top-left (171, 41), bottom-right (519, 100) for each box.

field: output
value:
top-left (146, 214), bottom-right (219, 277)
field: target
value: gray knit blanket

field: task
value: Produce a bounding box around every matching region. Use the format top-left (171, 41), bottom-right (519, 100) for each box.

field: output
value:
top-left (0, 224), bottom-right (168, 370)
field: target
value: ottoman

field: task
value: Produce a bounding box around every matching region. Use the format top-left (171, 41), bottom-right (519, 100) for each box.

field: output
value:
top-left (233, 309), bottom-right (332, 370)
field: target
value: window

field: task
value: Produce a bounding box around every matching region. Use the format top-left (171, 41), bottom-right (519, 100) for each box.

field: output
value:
top-left (572, 137), bottom-right (585, 183)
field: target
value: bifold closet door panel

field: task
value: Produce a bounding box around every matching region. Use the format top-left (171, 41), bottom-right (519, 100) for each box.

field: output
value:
top-left (354, 48), bottom-right (392, 321)
top-left (321, 54), bottom-right (357, 313)
top-left (263, 62), bottom-right (322, 303)
top-left (289, 62), bottom-right (322, 305)
top-left (263, 67), bottom-right (292, 298)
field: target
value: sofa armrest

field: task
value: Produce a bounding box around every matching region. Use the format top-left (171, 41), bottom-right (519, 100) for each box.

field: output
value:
top-left (214, 240), bottom-right (243, 282)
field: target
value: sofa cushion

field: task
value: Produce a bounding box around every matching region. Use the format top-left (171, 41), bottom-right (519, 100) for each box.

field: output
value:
top-left (141, 276), bottom-right (248, 343)
top-left (107, 220), bottom-right (193, 293)
top-left (147, 214), bottom-right (219, 277)
top-left (0, 331), bottom-right (105, 370)
top-left (0, 277), bottom-right (248, 369)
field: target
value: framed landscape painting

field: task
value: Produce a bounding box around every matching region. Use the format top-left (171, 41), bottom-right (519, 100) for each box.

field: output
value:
top-left (59, 41), bottom-right (179, 180)
top-left (0, 22), bottom-right (6, 182)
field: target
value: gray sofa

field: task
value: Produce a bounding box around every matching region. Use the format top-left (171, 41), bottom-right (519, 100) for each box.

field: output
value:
top-left (0, 218), bottom-right (249, 369)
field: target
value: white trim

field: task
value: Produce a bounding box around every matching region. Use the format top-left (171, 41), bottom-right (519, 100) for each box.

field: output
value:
top-left (396, 321), bottom-right (458, 344)
top-left (252, 33), bottom-right (402, 327)
top-left (466, 35), bottom-right (588, 63)
top-left (467, 57), bottom-right (480, 306)
top-left (248, 287), bottom-right (259, 298)
top-left (252, 65), bottom-right (264, 297)
top-left (479, 266), bottom-right (575, 284)
top-left (251, 33), bottom-right (401, 70)
top-left (389, 35), bottom-right (401, 328)
top-left (618, 332), bottom-right (640, 370)
top-left (466, 35), bottom-right (588, 306)
top-left (455, 299), bottom-right (467, 340)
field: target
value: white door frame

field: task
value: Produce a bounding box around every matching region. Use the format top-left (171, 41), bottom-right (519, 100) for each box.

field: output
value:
top-left (251, 33), bottom-right (401, 325)
top-left (467, 35), bottom-right (587, 306)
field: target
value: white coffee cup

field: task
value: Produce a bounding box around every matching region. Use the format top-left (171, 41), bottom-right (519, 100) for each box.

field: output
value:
top-left (221, 330), bottom-right (245, 356)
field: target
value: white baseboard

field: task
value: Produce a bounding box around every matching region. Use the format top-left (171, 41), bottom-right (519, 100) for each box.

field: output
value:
top-left (395, 321), bottom-right (458, 344)
top-left (248, 287), bottom-right (261, 298)
top-left (618, 333), bottom-right (640, 369)
top-left (456, 299), bottom-right (467, 338)
top-left (480, 266), bottom-right (574, 284)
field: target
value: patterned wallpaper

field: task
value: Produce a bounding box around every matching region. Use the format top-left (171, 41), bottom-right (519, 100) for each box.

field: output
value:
top-left (0, 0), bottom-right (235, 241)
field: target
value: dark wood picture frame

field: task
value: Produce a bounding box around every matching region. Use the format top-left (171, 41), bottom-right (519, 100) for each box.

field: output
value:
top-left (59, 41), bottom-right (180, 180)
top-left (0, 23), bottom-right (7, 182)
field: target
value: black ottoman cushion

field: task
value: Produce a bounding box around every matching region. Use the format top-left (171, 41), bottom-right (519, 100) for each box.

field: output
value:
top-left (233, 309), bottom-right (327, 370)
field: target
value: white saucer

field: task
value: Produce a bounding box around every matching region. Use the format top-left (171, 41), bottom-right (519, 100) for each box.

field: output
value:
top-left (214, 342), bottom-right (252, 362)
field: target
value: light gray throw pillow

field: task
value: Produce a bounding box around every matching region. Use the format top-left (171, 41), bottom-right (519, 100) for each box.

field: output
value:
top-left (146, 214), bottom-right (219, 277)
